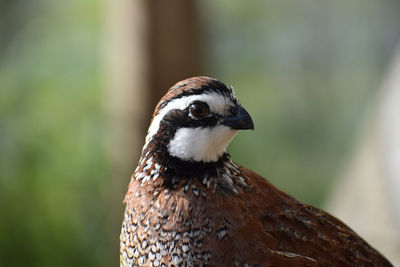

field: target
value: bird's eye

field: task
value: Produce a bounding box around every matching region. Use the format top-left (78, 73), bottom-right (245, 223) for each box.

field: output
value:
top-left (189, 102), bottom-right (209, 118)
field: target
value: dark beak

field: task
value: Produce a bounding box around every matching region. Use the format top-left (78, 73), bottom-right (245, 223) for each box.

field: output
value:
top-left (221, 104), bottom-right (254, 130)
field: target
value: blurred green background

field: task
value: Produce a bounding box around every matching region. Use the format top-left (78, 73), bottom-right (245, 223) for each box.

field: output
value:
top-left (1, 0), bottom-right (399, 266)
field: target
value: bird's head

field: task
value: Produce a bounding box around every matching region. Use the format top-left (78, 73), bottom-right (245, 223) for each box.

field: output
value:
top-left (144, 76), bottom-right (254, 163)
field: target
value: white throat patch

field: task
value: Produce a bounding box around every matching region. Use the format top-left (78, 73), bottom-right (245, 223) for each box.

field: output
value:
top-left (168, 126), bottom-right (238, 162)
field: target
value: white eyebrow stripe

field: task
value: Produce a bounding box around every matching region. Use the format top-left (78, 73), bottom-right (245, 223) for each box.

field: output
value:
top-left (144, 92), bottom-right (232, 147)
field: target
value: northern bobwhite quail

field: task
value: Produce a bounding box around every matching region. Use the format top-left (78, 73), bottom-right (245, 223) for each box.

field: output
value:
top-left (120, 76), bottom-right (392, 266)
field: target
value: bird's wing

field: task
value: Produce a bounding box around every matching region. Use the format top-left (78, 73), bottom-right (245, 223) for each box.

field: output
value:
top-left (233, 167), bottom-right (393, 266)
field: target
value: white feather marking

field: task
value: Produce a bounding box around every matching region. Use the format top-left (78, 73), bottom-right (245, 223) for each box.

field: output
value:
top-left (221, 173), bottom-right (238, 193)
top-left (206, 179), bottom-right (211, 189)
top-left (136, 172), bottom-right (146, 180)
top-left (184, 183), bottom-right (189, 191)
top-left (235, 175), bottom-right (247, 186)
top-left (152, 173), bottom-right (159, 181)
top-left (142, 175), bottom-right (151, 183)
top-left (268, 249), bottom-right (317, 262)
top-left (167, 126), bottom-right (237, 162)
top-left (143, 164), bottom-right (151, 171)
top-left (222, 173), bottom-right (233, 184)
top-left (146, 156), bottom-right (153, 165)
top-left (155, 163), bottom-right (161, 172)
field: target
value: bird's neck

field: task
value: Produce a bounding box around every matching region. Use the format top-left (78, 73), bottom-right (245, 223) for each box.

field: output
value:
top-left (129, 143), bottom-right (248, 197)
top-left (138, 141), bottom-right (231, 180)
top-left (131, 128), bottom-right (248, 195)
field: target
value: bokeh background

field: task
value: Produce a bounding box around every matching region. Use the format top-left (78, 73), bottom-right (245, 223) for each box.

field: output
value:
top-left (1, 0), bottom-right (399, 266)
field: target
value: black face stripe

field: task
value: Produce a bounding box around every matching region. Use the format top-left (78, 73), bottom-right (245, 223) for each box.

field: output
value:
top-left (163, 106), bottom-right (221, 130)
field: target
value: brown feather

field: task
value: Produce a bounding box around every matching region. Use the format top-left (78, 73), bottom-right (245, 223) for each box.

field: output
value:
top-left (121, 160), bottom-right (392, 266)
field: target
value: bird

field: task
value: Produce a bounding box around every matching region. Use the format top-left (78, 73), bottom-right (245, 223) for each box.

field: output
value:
top-left (120, 76), bottom-right (392, 267)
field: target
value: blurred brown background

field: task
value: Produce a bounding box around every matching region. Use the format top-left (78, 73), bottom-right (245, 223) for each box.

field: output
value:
top-left (1, 0), bottom-right (399, 266)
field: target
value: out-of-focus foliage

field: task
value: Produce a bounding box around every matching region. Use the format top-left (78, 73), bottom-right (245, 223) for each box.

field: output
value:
top-left (200, 0), bottom-right (400, 205)
top-left (1, 0), bottom-right (400, 266)
top-left (0, 0), bottom-right (111, 266)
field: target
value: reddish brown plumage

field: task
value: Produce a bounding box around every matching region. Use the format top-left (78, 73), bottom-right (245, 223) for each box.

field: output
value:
top-left (122, 160), bottom-right (392, 266)
top-left (120, 76), bottom-right (392, 267)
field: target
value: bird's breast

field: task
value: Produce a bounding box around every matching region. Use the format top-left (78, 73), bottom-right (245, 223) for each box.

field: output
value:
top-left (120, 171), bottom-right (261, 266)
